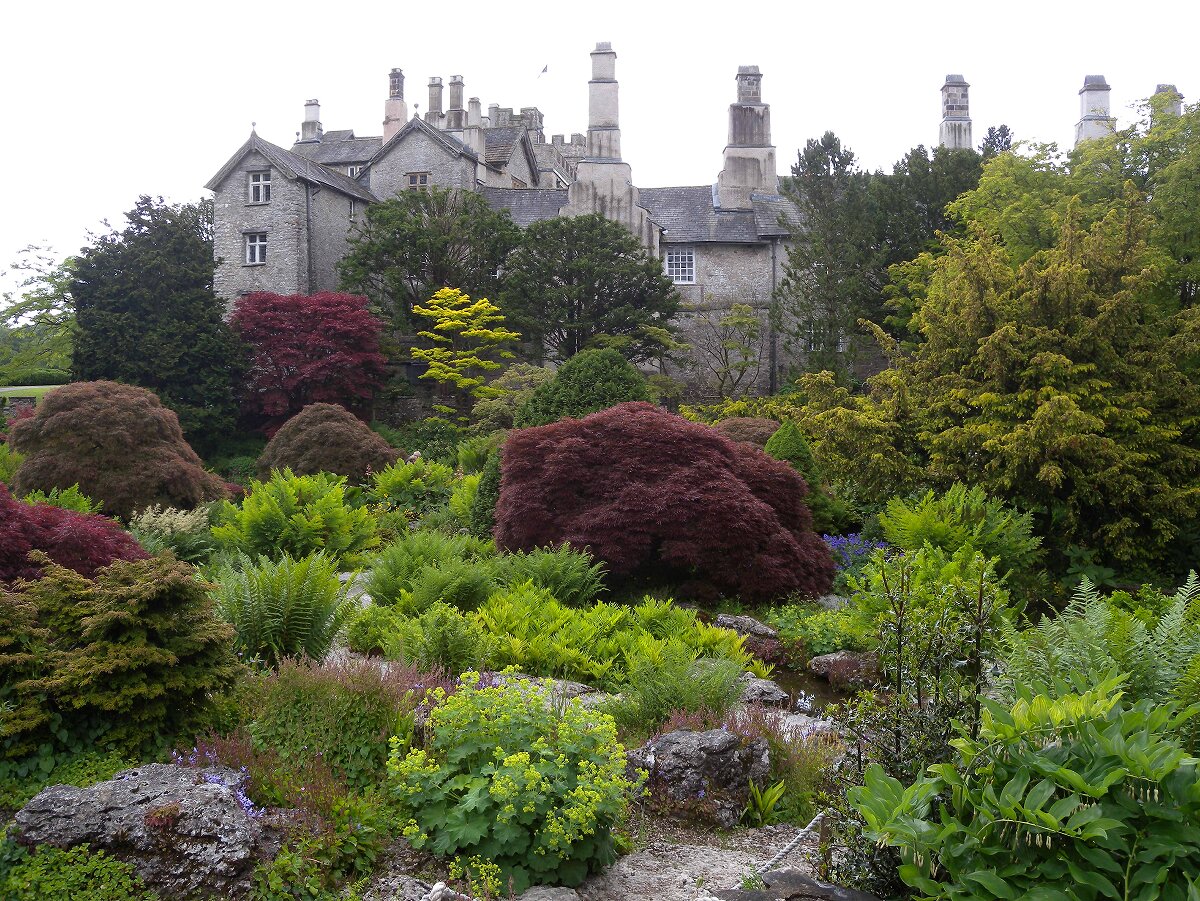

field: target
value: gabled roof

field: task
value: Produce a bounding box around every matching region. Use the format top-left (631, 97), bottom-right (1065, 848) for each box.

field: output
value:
top-left (484, 126), bottom-right (540, 177)
top-left (638, 185), bottom-right (800, 244)
top-left (291, 131), bottom-right (382, 166)
top-left (479, 187), bottom-right (568, 227)
top-left (367, 115), bottom-right (483, 169)
top-left (205, 132), bottom-right (377, 202)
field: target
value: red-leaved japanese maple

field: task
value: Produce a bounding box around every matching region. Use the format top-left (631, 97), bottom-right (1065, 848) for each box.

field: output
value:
top-left (0, 483), bottom-right (149, 583)
top-left (494, 402), bottom-right (835, 603)
top-left (230, 292), bottom-right (388, 430)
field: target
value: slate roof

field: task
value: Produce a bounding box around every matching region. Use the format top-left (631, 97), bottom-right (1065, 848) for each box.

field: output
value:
top-left (480, 187), bottom-right (568, 226)
top-left (206, 133), bottom-right (377, 203)
top-left (367, 116), bottom-right (483, 168)
top-left (484, 127), bottom-right (525, 166)
top-left (291, 131), bottom-right (382, 166)
top-left (638, 185), bottom-right (800, 244)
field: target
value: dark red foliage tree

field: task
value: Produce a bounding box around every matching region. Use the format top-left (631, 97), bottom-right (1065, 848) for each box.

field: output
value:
top-left (257, 402), bottom-right (401, 481)
top-left (230, 292), bottom-right (388, 431)
top-left (495, 402), bottom-right (835, 602)
top-left (10, 381), bottom-right (227, 519)
top-left (0, 483), bottom-right (149, 583)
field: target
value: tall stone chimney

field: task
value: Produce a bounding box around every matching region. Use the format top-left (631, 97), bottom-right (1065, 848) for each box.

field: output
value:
top-left (1076, 75), bottom-right (1116, 146)
top-left (300, 99), bottom-right (322, 142)
top-left (383, 68), bottom-right (407, 142)
top-left (586, 42), bottom-right (621, 159)
top-left (446, 75), bottom-right (466, 131)
top-left (939, 74), bottom-right (972, 150)
top-left (717, 66), bottom-right (778, 210)
top-left (464, 97), bottom-right (485, 156)
top-left (1154, 83), bottom-right (1184, 119)
top-left (562, 42), bottom-right (658, 253)
top-left (425, 77), bottom-right (444, 127)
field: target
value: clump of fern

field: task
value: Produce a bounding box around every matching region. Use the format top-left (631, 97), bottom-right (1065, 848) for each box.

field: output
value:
top-left (212, 551), bottom-right (357, 665)
top-left (879, 483), bottom-right (1043, 598)
top-left (1000, 572), bottom-right (1200, 741)
top-left (494, 543), bottom-right (607, 606)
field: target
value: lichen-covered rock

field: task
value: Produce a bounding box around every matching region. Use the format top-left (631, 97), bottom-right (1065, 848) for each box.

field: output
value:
top-left (807, 651), bottom-right (878, 688)
top-left (628, 729), bottom-right (770, 828)
top-left (13, 763), bottom-right (280, 899)
top-left (738, 672), bottom-right (789, 706)
top-left (710, 868), bottom-right (884, 900)
top-left (715, 614), bottom-right (778, 640)
top-left (577, 842), bottom-right (759, 901)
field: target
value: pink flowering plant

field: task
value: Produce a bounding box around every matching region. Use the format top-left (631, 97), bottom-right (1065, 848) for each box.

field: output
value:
top-left (388, 672), bottom-right (641, 894)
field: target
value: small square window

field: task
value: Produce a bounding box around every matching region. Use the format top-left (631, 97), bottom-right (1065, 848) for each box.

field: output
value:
top-left (248, 171), bottom-right (271, 203)
top-left (665, 247), bottom-right (695, 284)
top-left (406, 172), bottom-right (430, 190)
top-left (245, 232), bottom-right (267, 265)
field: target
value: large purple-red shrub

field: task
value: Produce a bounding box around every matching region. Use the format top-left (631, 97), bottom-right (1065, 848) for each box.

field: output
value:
top-left (494, 402), bottom-right (834, 602)
top-left (231, 292), bottom-right (388, 431)
top-left (0, 483), bottom-right (149, 583)
top-left (10, 381), bottom-right (227, 519)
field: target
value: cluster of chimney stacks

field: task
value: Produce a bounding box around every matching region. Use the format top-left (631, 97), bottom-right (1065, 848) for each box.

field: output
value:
top-left (941, 74), bottom-right (1186, 151)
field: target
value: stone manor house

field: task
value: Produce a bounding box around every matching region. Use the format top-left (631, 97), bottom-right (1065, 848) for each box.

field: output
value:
top-left (206, 46), bottom-right (1182, 395)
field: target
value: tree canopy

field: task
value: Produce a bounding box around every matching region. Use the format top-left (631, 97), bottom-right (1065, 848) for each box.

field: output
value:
top-left (69, 196), bottom-right (241, 450)
top-left (500, 214), bottom-right (680, 364)
top-left (338, 187), bottom-right (521, 331)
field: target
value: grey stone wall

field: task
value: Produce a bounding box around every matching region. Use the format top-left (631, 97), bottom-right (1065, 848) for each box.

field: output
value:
top-left (307, 187), bottom-right (360, 293)
top-left (664, 240), bottom-right (790, 399)
top-left (212, 150), bottom-right (307, 305)
top-left (368, 130), bottom-right (477, 199)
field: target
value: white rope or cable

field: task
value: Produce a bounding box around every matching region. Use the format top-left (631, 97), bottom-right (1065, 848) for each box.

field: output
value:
top-left (754, 810), bottom-right (827, 874)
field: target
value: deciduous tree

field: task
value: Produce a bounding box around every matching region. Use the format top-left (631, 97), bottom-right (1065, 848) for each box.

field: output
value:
top-left (338, 187), bottom-right (520, 331)
top-left (500, 214), bottom-right (679, 364)
top-left (230, 291), bottom-right (388, 431)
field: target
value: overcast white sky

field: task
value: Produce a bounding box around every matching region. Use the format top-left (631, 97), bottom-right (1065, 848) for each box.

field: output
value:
top-left (1, 0), bottom-right (1193, 294)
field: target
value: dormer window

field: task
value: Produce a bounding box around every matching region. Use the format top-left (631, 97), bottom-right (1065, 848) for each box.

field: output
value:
top-left (406, 172), bottom-right (430, 190)
top-left (248, 171), bottom-right (271, 204)
top-left (347, 165), bottom-right (363, 178)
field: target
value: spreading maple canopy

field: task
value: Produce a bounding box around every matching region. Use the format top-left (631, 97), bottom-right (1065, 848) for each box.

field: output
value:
top-left (230, 292), bottom-right (388, 430)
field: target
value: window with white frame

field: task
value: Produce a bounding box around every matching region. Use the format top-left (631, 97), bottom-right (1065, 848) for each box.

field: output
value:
top-left (406, 172), bottom-right (430, 190)
top-left (245, 232), bottom-right (267, 265)
top-left (347, 165), bottom-right (363, 177)
top-left (665, 246), bottom-right (695, 284)
top-left (248, 171), bottom-right (271, 203)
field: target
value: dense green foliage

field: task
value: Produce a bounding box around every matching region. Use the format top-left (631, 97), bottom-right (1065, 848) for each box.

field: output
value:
top-left (501, 213), bottom-right (679, 364)
top-left (1000, 573), bottom-right (1200, 722)
top-left (128, 504), bottom-right (216, 564)
top-left (0, 555), bottom-right (237, 760)
top-left (468, 451), bottom-right (502, 539)
top-left (257, 403), bottom-right (399, 482)
top-left (249, 658), bottom-right (417, 792)
top-left (854, 682), bottom-right (1200, 901)
top-left (0, 246), bottom-right (74, 385)
top-left (764, 419), bottom-right (850, 534)
top-left (212, 470), bottom-right (378, 563)
top-left (468, 363), bottom-right (552, 433)
top-left (19, 484), bottom-right (102, 514)
top-left (496, 544), bottom-right (607, 606)
top-left (390, 676), bottom-right (638, 894)
top-left (513, 348), bottom-right (651, 427)
top-left (338, 186), bottom-right (521, 330)
top-left (366, 530), bottom-right (495, 607)
top-left (70, 196), bottom-right (241, 450)
top-left (3, 844), bottom-right (159, 901)
top-left (212, 552), bottom-right (355, 665)
top-left (368, 458), bottom-right (456, 516)
top-left (610, 643), bottom-right (745, 733)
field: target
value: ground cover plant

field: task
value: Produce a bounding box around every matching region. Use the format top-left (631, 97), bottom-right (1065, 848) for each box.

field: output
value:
top-left (496, 402), bottom-right (835, 602)
top-left (256, 402), bottom-right (400, 482)
top-left (8, 380), bottom-right (227, 519)
top-left (390, 674), bottom-right (639, 895)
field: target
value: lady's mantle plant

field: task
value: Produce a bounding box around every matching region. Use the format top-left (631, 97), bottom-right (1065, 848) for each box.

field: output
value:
top-left (388, 673), bottom-right (639, 894)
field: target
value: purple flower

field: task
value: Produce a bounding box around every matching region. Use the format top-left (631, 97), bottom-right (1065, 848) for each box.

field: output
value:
top-left (822, 533), bottom-right (887, 571)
